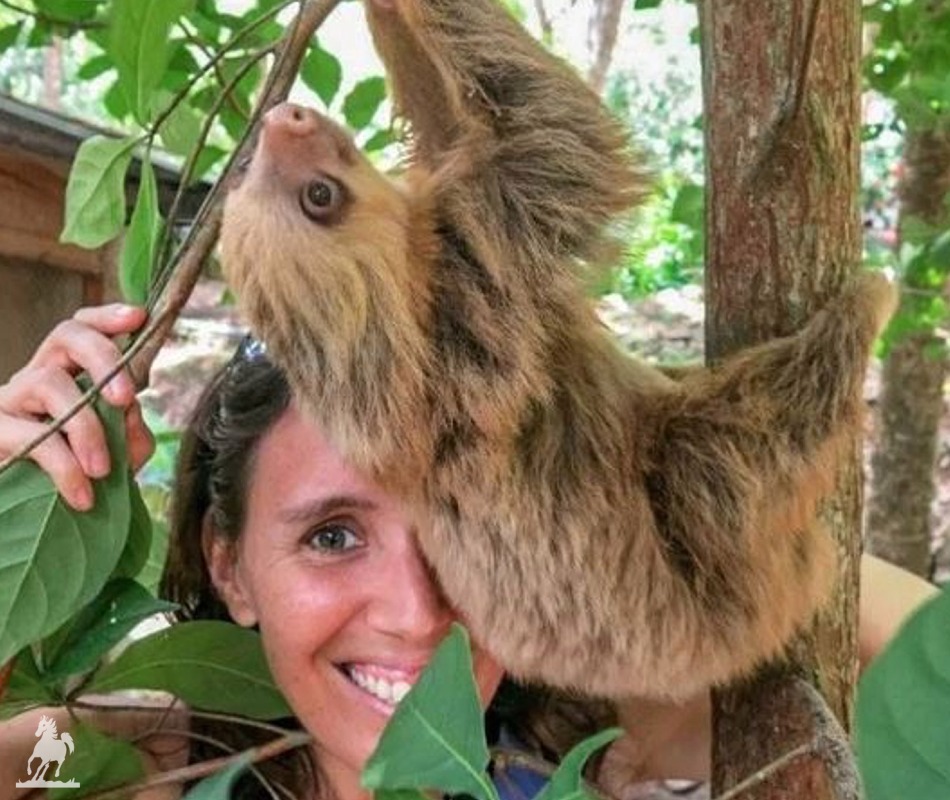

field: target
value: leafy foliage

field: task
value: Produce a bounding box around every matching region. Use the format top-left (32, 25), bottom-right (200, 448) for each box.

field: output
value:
top-left (857, 588), bottom-right (950, 798)
top-left (86, 621), bottom-right (292, 719)
top-left (0, 404), bottom-right (131, 666)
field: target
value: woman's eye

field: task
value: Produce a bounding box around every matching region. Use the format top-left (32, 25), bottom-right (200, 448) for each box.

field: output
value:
top-left (307, 524), bottom-right (362, 554)
top-left (299, 175), bottom-right (345, 222)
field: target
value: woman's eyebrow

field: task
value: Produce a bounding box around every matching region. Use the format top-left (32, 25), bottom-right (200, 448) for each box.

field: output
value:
top-left (278, 495), bottom-right (378, 524)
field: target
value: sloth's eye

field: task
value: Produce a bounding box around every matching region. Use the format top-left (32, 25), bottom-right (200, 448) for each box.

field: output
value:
top-left (300, 175), bottom-right (345, 222)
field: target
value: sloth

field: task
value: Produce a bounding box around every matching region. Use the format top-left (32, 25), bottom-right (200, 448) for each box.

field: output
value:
top-left (219, 0), bottom-right (896, 700)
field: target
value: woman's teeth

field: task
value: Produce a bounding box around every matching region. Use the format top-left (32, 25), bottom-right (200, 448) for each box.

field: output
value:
top-left (347, 666), bottom-right (412, 705)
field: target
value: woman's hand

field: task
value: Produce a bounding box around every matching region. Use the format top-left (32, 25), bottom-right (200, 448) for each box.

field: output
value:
top-left (0, 304), bottom-right (154, 511)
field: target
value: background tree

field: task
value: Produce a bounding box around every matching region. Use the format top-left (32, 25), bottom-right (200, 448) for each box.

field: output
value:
top-left (700, 0), bottom-right (864, 797)
top-left (864, 0), bottom-right (950, 579)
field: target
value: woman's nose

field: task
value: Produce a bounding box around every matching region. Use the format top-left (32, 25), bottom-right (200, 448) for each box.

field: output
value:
top-left (366, 537), bottom-right (454, 641)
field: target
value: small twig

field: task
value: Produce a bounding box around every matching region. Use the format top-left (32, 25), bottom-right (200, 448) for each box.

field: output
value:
top-left (82, 730), bottom-right (312, 800)
top-left (710, 742), bottom-right (812, 800)
top-left (69, 698), bottom-right (298, 739)
top-left (150, 43), bottom-right (277, 296)
top-left (491, 747), bottom-right (613, 800)
top-left (177, 20), bottom-right (252, 124)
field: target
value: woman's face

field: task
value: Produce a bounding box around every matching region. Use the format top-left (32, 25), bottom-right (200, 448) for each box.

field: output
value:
top-left (208, 407), bottom-right (505, 799)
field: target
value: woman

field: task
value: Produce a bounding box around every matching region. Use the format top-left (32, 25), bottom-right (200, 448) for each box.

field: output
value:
top-left (0, 305), bottom-right (937, 799)
top-left (0, 304), bottom-right (612, 799)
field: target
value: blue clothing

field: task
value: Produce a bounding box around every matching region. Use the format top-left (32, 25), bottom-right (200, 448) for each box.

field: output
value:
top-left (492, 729), bottom-right (550, 800)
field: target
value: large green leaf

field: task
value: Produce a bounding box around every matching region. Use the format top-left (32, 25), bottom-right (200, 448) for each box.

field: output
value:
top-left (61, 135), bottom-right (138, 249)
top-left (35, 0), bottom-right (104, 22)
top-left (535, 728), bottom-right (622, 800)
top-left (856, 588), bottom-right (950, 799)
top-left (85, 621), bottom-right (292, 720)
top-left (119, 157), bottom-right (162, 305)
top-left (50, 721), bottom-right (145, 799)
top-left (343, 77), bottom-right (387, 131)
top-left (301, 42), bottom-right (342, 108)
top-left (107, 0), bottom-right (196, 125)
top-left (362, 624), bottom-right (498, 800)
top-left (113, 481), bottom-right (155, 583)
top-left (0, 405), bottom-right (131, 665)
top-left (44, 578), bottom-right (177, 684)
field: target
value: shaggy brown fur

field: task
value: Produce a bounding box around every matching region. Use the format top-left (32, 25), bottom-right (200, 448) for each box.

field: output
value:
top-left (219, 0), bottom-right (896, 700)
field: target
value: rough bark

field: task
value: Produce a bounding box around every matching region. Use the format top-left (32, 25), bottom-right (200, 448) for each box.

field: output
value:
top-left (587, 0), bottom-right (625, 95)
top-left (866, 128), bottom-right (950, 579)
top-left (699, 0), bottom-right (863, 797)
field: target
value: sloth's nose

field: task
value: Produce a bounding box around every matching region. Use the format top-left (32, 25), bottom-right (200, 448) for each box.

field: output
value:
top-left (263, 102), bottom-right (321, 137)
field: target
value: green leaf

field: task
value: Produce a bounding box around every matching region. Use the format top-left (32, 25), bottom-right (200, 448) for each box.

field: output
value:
top-left (61, 135), bottom-right (138, 249)
top-left (181, 756), bottom-right (252, 800)
top-left (362, 624), bottom-right (497, 800)
top-left (45, 579), bottom-right (177, 684)
top-left (535, 728), bottom-right (623, 800)
top-left (119, 157), bottom-right (162, 305)
top-left (0, 22), bottom-right (24, 52)
top-left (108, 0), bottom-right (196, 125)
top-left (50, 721), bottom-right (145, 799)
top-left (114, 481), bottom-right (155, 582)
top-left (856, 588), bottom-right (950, 799)
top-left (27, 19), bottom-right (52, 47)
top-left (0, 649), bottom-right (58, 720)
top-left (85, 621), bottom-right (292, 720)
top-left (669, 182), bottom-right (704, 230)
top-left (363, 128), bottom-right (395, 153)
top-left (158, 96), bottom-right (204, 157)
top-left (76, 53), bottom-right (114, 81)
top-left (301, 42), bottom-right (342, 108)
top-left (0, 404), bottom-right (131, 666)
top-left (35, 0), bottom-right (103, 22)
top-left (193, 145), bottom-right (228, 182)
top-left (343, 77), bottom-right (387, 131)
top-left (633, 0), bottom-right (663, 9)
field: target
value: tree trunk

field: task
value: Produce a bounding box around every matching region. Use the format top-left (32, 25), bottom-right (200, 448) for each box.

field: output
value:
top-left (587, 0), bottom-right (625, 95)
top-left (699, 0), bottom-right (863, 797)
top-left (866, 129), bottom-right (950, 579)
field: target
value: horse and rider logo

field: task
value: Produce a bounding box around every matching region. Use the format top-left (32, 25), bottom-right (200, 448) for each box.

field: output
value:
top-left (15, 715), bottom-right (80, 789)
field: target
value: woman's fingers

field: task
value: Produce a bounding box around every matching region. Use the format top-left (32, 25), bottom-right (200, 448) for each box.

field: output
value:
top-left (0, 414), bottom-right (93, 511)
top-left (28, 305), bottom-right (146, 406)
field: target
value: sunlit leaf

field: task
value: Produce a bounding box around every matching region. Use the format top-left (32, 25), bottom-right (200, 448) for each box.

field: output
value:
top-left (363, 624), bottom-right (497, 800)
top-left (0, 405), bottom-right (131, 665)
top-left (85, 621), bottom-right (292, 720)
top-left (158, 96), bottom-right (204, 157)
top-left (45, 579), bottom-right (177, 684)
top-left (181, 756), bottom-right (252, 800)
top-left (35, 0), bottom-right (104, 22)
top-left (61, 135), bottom-right (138, 249)
top-left (301, 42), bottom-right (342, 108)
top-left (51, 721), bottom-right (145, 799)
top-left (343, 77), bottom-right (387, 131)
top-left (857, 588), bottom-right (950, 799)
top-left (108, 0), bottom-right (196, 125)
top-left (535, 728), bottom-right (622, 800)
top-left (363, 129), bottom-right (395, 153)
top-left (0, 22), bottom-right (24, 51)
top-left (76, 53), bottom-right (113, 80)
top-left (119, 157), bottom-right (162, 304)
